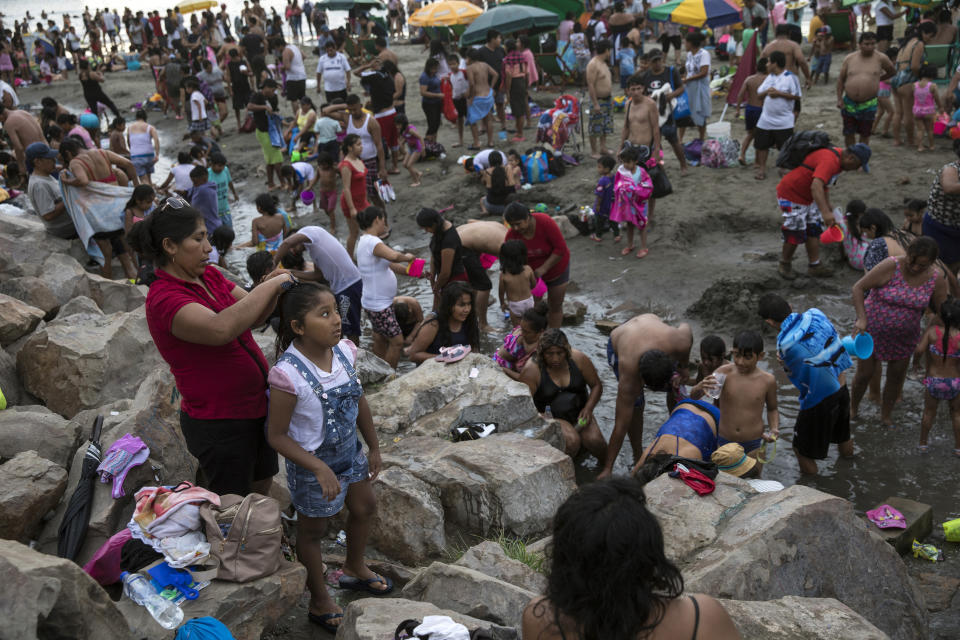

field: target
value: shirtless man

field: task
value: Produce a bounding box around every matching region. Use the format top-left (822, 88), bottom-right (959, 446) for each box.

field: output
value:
top-left (735, 57), bottom-right (768, 166)
top-left (457, 219), bottom-right (507, 331)
top-left (620, 73), bottom-right (662, 224)
top-left (711, 330), bottom-right (779, 472)
top-left (599, 313), bottom-right (694, 479)
top-left (836, 32), bottom-right (894, 147)
top-left (0, 105), bottom-right (44, 173)
top-left (586, 39), bottom-right (615, 158)
top-left (761, 24), bottom-right (811, 90)
top-left (465, 49), bottom-right (498, 149)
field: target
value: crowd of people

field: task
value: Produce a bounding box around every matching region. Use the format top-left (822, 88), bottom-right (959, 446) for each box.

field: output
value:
top-left (9, 1), bottom-right (960, 637)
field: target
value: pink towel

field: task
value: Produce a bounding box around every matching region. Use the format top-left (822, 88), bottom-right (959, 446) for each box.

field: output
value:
top-left (866, 504), bottom-right (907, 529)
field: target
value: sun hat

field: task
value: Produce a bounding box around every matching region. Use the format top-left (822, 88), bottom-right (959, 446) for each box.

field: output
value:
top-left (710, 443), bottom-right (757, 477)
top-left (847, 143), bottom-right (871, 173)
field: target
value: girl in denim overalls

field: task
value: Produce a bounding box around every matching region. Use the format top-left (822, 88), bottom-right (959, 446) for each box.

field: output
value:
top-left (266, 282), bottom-right (392, 634)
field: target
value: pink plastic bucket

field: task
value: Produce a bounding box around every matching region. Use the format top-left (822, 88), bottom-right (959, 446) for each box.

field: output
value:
top-left (532, 278), bottom-right (548, 297)
top-left (407, 258), bottom-right (426, 278)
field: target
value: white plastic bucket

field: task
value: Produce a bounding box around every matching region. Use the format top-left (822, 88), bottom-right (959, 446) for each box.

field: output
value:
top-left (707, 121), bottom-right (731, 138)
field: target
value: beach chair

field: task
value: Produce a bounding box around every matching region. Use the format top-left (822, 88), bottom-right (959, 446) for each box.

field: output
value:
top-left (343, 37), bottom-right (363, 64)
top-left (360, 38), bottom-right (378, 59)
top-left (925, 44), bottom-right (953, 84)
top-left (824, 11), bottom-right (855, 47)
top-left (536, 52), bottom-right (577, 88)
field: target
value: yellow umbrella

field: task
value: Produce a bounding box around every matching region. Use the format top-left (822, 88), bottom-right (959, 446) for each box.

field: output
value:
top-left (408, 1), bottom-right (483, 27)
top-left (176, 0), bottom-right (219, 14)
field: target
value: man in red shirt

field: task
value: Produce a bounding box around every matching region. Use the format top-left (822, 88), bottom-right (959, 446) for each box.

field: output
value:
top-left (776, 143), bottom-right (870, 279)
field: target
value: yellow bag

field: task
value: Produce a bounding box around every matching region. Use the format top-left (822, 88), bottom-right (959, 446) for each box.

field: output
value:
top-left (944, 518), bottom-right (960, 542)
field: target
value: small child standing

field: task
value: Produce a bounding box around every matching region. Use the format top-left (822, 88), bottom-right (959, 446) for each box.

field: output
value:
top-left (498, 239), bottom-right (538, 325)
top-left (713, 330), bottom-right (780, 470)
top-left (313, 105), bottom-right (343, 160)
top-left (506, 149), bottom-right (524, 187)
top-left (915, 297), bottom-right (960, 456)
top-left (124, 184), bottom-right (155, 234)
top-left (809, 27), bottom-right (834, 85)
top-left (447, 54), bottom-right (469, 148)
top-left (186, 78), bottom-right (211, 139)
top-left (874, 46), bottom-right (897, 138)
top-left (690, 334), bottom-right (730, 400)
top-left (266, 282), bottom-right (392, 635)
top-left (396, 113), bottom-right (424, 187)
top-left (207, 152), bottom-right (239, 228)
top-left (902, 198), bottom-right (925, 235)
top-left (590, 154), bottom-right (619, 242)
top-left (913, 65), bottom-right (942, 152)
top-left (315, 152), bottom-right (340, 235)
top-left (209, 225), bottom-right (235, 268)
top-left (609, 146), bottom-right (653, 258)
top-left (734, 56), bottom-right (768, 166)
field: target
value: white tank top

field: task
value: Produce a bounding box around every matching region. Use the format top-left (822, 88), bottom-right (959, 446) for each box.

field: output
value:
top-left (128, 125), bottom-right (155, 156)
top-left (285, 45), bottom-right (307, 81)
top-left (346, 113), bottom-right (377, 160)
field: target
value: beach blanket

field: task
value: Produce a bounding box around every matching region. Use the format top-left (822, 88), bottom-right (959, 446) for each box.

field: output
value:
top-left (267, 113), bottom-right (284, 148)
top-left (61, 179), bottom-right (133, 265)
top-left (467, 88), bottom-right (494, 125)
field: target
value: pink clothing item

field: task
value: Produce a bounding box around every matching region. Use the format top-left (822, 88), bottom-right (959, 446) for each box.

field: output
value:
top-left (69, 125), bottom-right (97, 149)
top-left (492, 326), bottom-right (535, 371)
top-left (521, 48), bottom-right (539, 85)
top-left (318, 189), bottom-right (338, 213)
top-left (865, 257), bottom-right (937, 361)
top-left (866, 504), bottom-right (907, 529)
top-left (97, 433), bottom-right (150, 498)
top-left (83, 529), bottom-right (133, 586)
top-left (133, 482), bottom-right (220, 537)
top-left (402, 124), bottom-right (424, 153)
top-left (837, 218), bottom-right (868, 270)
top-left (913, 81), bottom-right (937, 117)
top-left (609, 165), bottom-right (653, 229)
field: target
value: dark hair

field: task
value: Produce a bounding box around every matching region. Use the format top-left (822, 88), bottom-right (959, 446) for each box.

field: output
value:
top-left (126, 204), bottom-right (204, 266)
top-left (435, 282), bottom-right (480, 350)
top-left (342, 132), bottom-right (361, 154)
top-left (902, 198), bottom-right (925, 215)
top-left (619, 146), bottom-right (639, 164)
top-left (757, 293), bottom-right (791, 323)
top-left (919, 21), bottom-right (938, 37)
top-left (210, 152), bottom-right (227, 166)
top-left (429, 39), bottom-right (448, 58)
top-left (860, 208), bottom-right (893, 237)
top-left (381, 59), bottom-right (399, 76)
top-left (189, 165), bottom-right (207, 180)
top-left (488, 150), bottom-right (507, 192)
top-left (275, 282), bottom-right (335, 357)
top-left (177, 151), bottom-right (192, 164)
top-left (346, 93), bottom-right (361, 106)
top-left (190, 145), bottom-right (205, 159)
top-left (499, 239), bottom-right (528, 275)
top-left (375, 35), bottom-right (387, 48)
top-left (543, 478), bottom-right (683, 639)
top-left (135, 108), bottom-right (148, 121)
top-left (357, 205), bottom-right (385, 230)
top-left (700, 335), bottom-right (726, 359)
top-left (756, 56), bottom-right (768, 74)
top-left (424, 57), bottom-right (439, 74)
top-left (638, 349), bottom-right (674, 391)
top-left (907, 235), bottom-right (939, 262)
top-left (626, 72), bottom-right (646, 88)
top-left (954, 137), bottom-right (960, 160)
top-left (939, 297), bottom-right (960, 361)
top-left (125, 184), bottom-right (155, 212)
top-left (775, 23), bottom-right (791, 36)
top-left (733, 329), bottom-right (764, 357)
top-left (504, 201), bottom-right (531, 224)
top-left (210, 224), bottom-right (235, 253)
top-left (845, 199), bottom-right (866, 241)
top-left (255, 192), bottom-right (278, 214)
top-left (537, 327), bottom-right (572, 363)
top-left (261, 78), bottom-right (278, 89)
top-left (486, 29), bottom-right (500, 43)
top-left (395, 112), bottom-right (410, 131)
top-left (58, 137), bottom-right (83, 160)
top-left (685, 31), bottom-right (705, 46)
top-left (859, 31), bottom-right (878, 43)
top-left (279, 165), bottom-right (296, 179)
top-left (919, 62), bottom-right (938, 80)
top-left (317, 151), bottom-right (334, 168)
top-left (504, 38), bottom-right (517, 53)
top-left (110, 116), bottom-right (125, 131)
top-left (394, 300), bottom-right (418, 337)
top-left (598, 155), bottom-right (616, 171)
top-left (769, 50), bottom-right (786, 68)
top-left (522, 300), bottom-right (550, 333)
top-left (45, 124), bottom-right (63, 142)
top-left (280, 246), bottom-right (306, 270)
top-left (415, 207), bottom-right (444, 232)
top-left (595, 38), bottom-right (612, 54)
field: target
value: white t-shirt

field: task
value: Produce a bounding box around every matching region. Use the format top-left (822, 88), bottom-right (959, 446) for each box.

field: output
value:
top-left (190, 90), bottom-right (207, 121)
top-left (299, 225), bottom-right (362, 293)
top-left (292, 161), bottom-right (316, 184)
top-left (317, 52), bottom-right (351, 92)
top-left (357, 233), bottom-right (397, 311)
top-left (757, 70), bottom-right (802, 130)
top-left (874, 0), bottom-right (896, 26)
top-left (472, 148), bottom-right (504, 170)
top-left (171, 164), bottom-right (195, 191)
top-left (267, 339), bottom-right (358, 452)
top-left (449, 69), bottom-right (469, 99)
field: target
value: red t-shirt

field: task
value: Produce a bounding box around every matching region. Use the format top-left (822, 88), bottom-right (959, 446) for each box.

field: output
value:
top-left (146, 266), bottom-right (269, 420)
top-left (776, 147), bottom-right (843, 206)
top-left (505, 212), bottom-right (570, 282)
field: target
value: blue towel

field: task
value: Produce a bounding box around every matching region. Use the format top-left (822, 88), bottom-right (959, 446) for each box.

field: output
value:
top-left (267, 113), bottom-right (284, 148)
top-left (467, 88), bottom-right (495, 125)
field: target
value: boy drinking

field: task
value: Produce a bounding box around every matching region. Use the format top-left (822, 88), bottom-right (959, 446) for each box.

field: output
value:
top-left (713, 330), bottom-right (780, 468)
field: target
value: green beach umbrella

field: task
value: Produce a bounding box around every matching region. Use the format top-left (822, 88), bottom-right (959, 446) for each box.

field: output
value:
top-left (503, 0), bottom-right (585, 20)
top-left (460, 4), bottom-right (561, 45)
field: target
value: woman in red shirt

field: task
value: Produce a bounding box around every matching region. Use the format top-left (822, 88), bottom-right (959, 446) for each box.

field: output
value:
top-left (339, 133), bottom-right (369, 259)
top-left (130, 197), bottom-right (295, 496)
top-left (504, 202), bottom-right (571, 328)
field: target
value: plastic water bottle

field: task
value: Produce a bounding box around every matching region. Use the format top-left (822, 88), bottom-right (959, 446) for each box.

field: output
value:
top-left (121, 571), bottom-right (184, 630)
top-left (544, 405), bottom-right (553, 420)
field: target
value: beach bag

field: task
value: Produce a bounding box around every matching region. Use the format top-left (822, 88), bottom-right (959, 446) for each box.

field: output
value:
top-left (700, 139), bottom-right (725, 168)
top-left (239, 112), bottom-right (255, 133)
top-left (199, 493), bottom-right (282, 583)
top-left (648, 163), bottom-right (673, 199)
top-left (683, 139), bottom-right (703, 164)
top-left (673, 89), bottom-right (691, 120)
top-left (523, 150), bottom-right (554, 183)
top-left (441, 78), bottom-right (458, 123)
top-left (775, 130), bottom-right (833, 170)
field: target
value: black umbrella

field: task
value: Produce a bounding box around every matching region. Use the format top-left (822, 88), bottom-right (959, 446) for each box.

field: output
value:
top-left (57, 415), bottom-right (104, 561)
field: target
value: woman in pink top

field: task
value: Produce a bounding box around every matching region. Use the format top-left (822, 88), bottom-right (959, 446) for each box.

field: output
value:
top-left (131, 197), bottom-right (295, 496)
top-left (520, 35), bottom-right (539, 89)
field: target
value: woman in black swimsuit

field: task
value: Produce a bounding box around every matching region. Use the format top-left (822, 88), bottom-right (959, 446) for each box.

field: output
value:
top-left (519, 329), bottom-right (607, 463)
top-left (522, 478), bottom-right (740, 640)
top-left (407, 281), bottom-right (480, 364)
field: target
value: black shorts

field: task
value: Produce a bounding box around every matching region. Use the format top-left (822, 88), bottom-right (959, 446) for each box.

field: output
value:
top-left (336, 278), bottom-right (363, 338)
top-left (462, 249), bottom-right (493, 291)
top-left (660, 117), bottom-right (678, 143)
top-left (877, 25), bottom-right (894, 42)
top-left (794, 386), bottom-right (851, 460)
top-left (286, 79), bottom-right (306, 102)
top-left (92, 228), bottom-right (128, 256)
top-left (325, 89), bottom-right (348, 104)
top-left (753, 127), bottom-right (793, 151)
top-left (180, 411), bottom-right (279, 496)
top-left (454, 97), bottom-right (468, 118)
top-left (659, 34), bottom-right (682, 53)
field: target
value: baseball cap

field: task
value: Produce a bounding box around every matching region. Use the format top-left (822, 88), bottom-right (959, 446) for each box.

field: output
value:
top-left (710, 443), bottom-right (757, 477)
top-left (26, 142), bottom-right (59, 162)
top-left (847, 143), bottom-right (871, 173)
top-left (647, 48), bottom-right (663, 59)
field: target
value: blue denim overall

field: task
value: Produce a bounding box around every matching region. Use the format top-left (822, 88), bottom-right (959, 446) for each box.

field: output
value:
top-left (279, 346), bottom-right (368, 518)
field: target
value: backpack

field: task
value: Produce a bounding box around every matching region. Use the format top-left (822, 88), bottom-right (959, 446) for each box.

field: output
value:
top-left (199, 493), bottom-right (282, 583)
top-left (774, 130), bottom-right (835, 170)
top-left (523, 150), bottom-right (554, 183)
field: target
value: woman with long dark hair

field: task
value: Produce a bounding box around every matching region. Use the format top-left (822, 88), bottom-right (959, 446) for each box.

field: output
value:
top-left (407, 281), bottom-right (480, 364)
top-left (523, 478), bottom-right (739, 639)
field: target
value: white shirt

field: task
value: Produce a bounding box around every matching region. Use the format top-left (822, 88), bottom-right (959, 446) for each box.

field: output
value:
top-left (317, 52), bottom-right (351, 92)
top-left (268, 340), bottom-right (358, 451)
top-left (292, 161), bottom-right (316, 185)
top-left (874, 0), bottom-right (896, 26)
top-left (0, 80), bottom-right (19, 107)
top-left (190, 90), bottom-right (207, 121)
top-left (449, 69), bottom-right (469, 99)
top-left (685, 48), bottom-right (711, 78)
top-left (299, 225), bottom-right (361, 293)
top-left (357, 234), bottom-right (397, 312)
top-left (171, 164), bottom-right (195, 191)
top-left (757, 70), bottom-right (802, 130)
top-left (472, 148), bottom-right (504, 170)
top-left (285, 45), bottom-right (307, 81)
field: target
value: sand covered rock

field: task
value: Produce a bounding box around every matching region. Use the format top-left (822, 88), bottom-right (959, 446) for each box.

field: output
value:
top-left (0, 404), bottom-right (80, 469)
top-left (0, 451), bottom-right (67, 542)
top-left (720, 596), bottom-right (889, 639)
top-left (454, 540), bottom-right (546, 594)
top-left (0, 293), bottom-right (44, 346)
top-left (369, 466), bottom-right (446, 566)
top-left (0, 276), bottom-right (61, 319)
top-left (338, 597), bottom-right (518, 640)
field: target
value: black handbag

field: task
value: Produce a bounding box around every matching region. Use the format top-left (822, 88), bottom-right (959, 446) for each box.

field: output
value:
top-left (648, 163), bottom-right (673, 199)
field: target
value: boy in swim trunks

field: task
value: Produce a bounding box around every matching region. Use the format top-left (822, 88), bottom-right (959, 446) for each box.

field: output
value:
top-left (734, 57), bottom-right (767, 166)
top-left (713, 330), bottom-right (779, 472)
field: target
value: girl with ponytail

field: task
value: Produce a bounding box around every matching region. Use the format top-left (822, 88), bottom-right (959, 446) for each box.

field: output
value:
top-left (916, 296), bottom-right (960, 456)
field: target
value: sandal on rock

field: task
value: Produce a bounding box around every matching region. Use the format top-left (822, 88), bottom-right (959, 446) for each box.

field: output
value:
top-left (451, 422), bottom-right (498, 442)
top-left (436, 344), bottom-right (471, 363)
top-left (308, 612), bottom-right (343, 633)
top-left (338, 573), bottom-right (394, 595)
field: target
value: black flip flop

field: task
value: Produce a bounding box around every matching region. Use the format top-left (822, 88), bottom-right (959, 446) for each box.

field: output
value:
top-left (308, 611), bottom-right (343, 633)
top-left (338, 573), bottom-right (394, 595)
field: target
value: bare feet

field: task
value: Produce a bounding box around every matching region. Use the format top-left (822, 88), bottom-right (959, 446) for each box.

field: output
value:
top-left (754, 170), bottom-right (765, 180)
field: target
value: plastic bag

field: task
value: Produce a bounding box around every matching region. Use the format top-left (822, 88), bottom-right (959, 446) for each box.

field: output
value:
top-left (160, 531), bottom-right (211, 569)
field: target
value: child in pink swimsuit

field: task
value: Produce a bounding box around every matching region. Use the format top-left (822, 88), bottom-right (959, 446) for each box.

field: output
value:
top-left (396, 113), bottom-right (423, 187)
top-left (915, 297), bottom-right (960, 456)
top-left (912, 65), bottom-right (942, 152)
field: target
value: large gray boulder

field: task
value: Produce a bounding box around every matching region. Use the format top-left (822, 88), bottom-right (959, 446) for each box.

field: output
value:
top-left (0, 348), bottom-right (28, 407)
top-left (720, 596), bottom-right (890, 639)
top-left (355, 348), bottom-right (395, 386)
top-left (455, 540), bottom-right (546, 594)
top-left (0, 539), bottom-right (129, 640)
top-left (0, 451), bottom-right (67, 542)
top-left (0, 293), bottom-right (44, 347)
top-left (81, 272), bottom-right (147, 313)
top-left (369, 466), bottom-right (446, 566)
top-left (338, 598), bottom-right (518, 640)
top-left (38, 253), bottom-right (92, 305)
top-left (402, 562), bottom-right (537, 628)
top-left (0, 214), bottom-right (72, 278)
top-left (0, 405), bottom-right (80, 468)
top-left (382, 434), bottom-right (575, 539)
top-left (116, 561), bottom-right (307, 640)
top-left (644, 474), bottom-right (927, 640)
top-left (367, 353), bottom-right (543, 437)
top-left (16, 305), bottom-right (163, 417)
top-left (0, 276), bottom-right (60, 319)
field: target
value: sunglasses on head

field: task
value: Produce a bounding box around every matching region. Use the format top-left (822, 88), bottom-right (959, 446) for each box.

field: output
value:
top-left (160, 195), bottom-right (189, 212)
